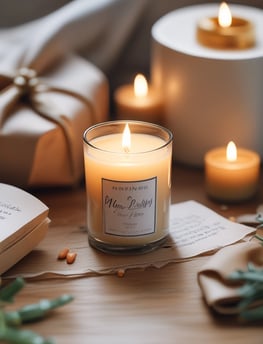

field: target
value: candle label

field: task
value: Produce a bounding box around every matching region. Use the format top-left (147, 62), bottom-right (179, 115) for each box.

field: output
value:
top-left (102, 177), bottom-right (157, 236)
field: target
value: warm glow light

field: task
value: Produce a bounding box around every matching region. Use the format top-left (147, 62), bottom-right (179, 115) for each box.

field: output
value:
top-left (134, 74), bottom-right (148, 97)
top-left (218, 2), bottom-right (232, 28)
top-left (226, 141), bottom-right (237, 161)
top-left (122, 123), bottom-right (131, 152)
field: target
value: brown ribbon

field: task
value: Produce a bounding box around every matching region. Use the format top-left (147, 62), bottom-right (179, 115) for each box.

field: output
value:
top-left (0, 67), bottom-right (95, 181)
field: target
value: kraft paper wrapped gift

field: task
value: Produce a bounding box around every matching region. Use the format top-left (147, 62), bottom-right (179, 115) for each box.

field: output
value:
top-left (0, 0), bottom-right (156, 187)
top-left (0, 1), bottom-right (113, 188)
top-left (0, 56), bottom-right (108, 187)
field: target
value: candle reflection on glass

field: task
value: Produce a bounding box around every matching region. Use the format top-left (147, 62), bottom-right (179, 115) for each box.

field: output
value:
top-left (204, 141), bottom-right (260, 202)
top-left (196, 2), bottom-right (255, 49)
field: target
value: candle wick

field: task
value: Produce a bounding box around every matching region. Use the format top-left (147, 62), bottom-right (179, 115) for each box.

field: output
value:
top-left (123, 146), bottom-right (130, 153)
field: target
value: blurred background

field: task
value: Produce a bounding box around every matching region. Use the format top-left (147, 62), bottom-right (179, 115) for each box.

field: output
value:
top-left (0, 0), bottom-right (262, 112)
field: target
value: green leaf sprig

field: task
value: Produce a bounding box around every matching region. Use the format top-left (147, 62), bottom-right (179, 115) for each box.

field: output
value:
top-left (228, 228), bottom-right (263, 322)
top-left (0, 278), bottom-right (74, 344)
top-left (229, 263), bottom-right (263, 322)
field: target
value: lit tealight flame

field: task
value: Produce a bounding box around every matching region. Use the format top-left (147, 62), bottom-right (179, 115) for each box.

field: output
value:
top-left (226, 141), bottom-right (237, 161)
top-left (218, 2), bottom-right (232, 28)
top-left (122, 123), bottom-right (131, 153)
top-left (134, 74), bottom-right (148, 97)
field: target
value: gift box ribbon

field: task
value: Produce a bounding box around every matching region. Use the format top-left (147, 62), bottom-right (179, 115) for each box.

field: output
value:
top-left (0, 66), bottom-right (95, 180)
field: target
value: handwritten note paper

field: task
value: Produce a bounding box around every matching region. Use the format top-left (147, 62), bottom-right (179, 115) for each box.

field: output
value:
top-left (4, 200), bottom-right (257, 280)
top-left (167, 201), bottom-right (256, 258)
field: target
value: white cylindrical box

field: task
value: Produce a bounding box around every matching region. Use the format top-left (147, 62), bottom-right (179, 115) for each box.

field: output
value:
top-left (151, 4), bottom-right (263, 166)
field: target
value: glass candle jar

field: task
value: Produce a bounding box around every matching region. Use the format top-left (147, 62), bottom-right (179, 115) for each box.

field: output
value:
top-left (83, 120), bottom-right (173, 254)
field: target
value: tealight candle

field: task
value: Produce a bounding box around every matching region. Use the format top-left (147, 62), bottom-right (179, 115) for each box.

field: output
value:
top-left (205, 141), bottom-right (260, 202)
top-left (197, 2), bottom-right (255, 49)
top-left (83, 120), bottom-right (173, 254)
top-left (114, 74), bottom-right (163, 124)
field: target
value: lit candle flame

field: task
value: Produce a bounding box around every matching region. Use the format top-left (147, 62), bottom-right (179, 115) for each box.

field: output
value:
top-left (218, 2), bottom-right (232, 28)
top-left (122, 123), bottom-right (131, 152)
top-left (226, 141), bottom-right (237, 161)
top-left (134, 74), bottom-right (148, 97)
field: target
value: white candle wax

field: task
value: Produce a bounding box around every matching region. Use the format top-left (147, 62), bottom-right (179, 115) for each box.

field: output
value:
top-left (83, 121), bottom-right (173, 253)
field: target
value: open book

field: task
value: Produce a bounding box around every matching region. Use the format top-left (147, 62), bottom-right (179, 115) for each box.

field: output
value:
top-left (0, 183), bottom-right (49, 274)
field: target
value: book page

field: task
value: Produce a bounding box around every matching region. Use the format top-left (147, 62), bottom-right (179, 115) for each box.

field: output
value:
top-left (167, 200), bottom-right (255, 258)
top-left (0, 183), bottom-right (49, 251)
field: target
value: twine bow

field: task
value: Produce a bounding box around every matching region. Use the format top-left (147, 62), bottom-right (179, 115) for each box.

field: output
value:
top-left (13, 68), bottom-right (38, 91)
top-left (0, 67), bottom-right (95, 181)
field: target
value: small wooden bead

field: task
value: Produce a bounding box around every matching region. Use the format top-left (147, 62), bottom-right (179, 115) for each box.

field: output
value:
top-left (66, 252), bottom-right (77, 264)
top-left (57, 248), bottom-right (69, 260)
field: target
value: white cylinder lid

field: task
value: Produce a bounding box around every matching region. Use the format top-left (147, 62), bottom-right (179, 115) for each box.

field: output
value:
top-left (152, 4), bottom-right (263, 60)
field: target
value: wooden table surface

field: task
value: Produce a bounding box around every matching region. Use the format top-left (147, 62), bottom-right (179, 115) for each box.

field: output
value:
top-left (5, 165), bottom-right (263, 344)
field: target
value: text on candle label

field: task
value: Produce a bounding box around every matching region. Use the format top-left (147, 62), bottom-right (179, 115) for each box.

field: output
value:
top-left (102, 178), bottom-right (157, 236)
